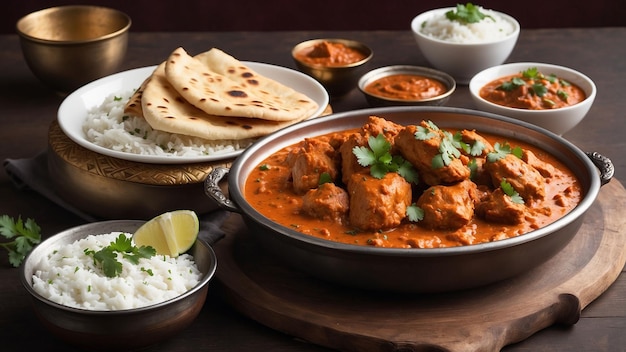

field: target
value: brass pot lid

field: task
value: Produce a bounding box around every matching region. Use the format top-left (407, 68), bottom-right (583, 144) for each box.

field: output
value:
top-left (48, 121), bottom-right (233, 186)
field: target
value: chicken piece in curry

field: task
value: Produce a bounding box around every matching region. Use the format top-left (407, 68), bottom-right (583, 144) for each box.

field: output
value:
top-left (244, 116), bottom-right (582, 248)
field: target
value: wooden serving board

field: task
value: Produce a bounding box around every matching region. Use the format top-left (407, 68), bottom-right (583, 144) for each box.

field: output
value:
top-left (212, 180), bottom-right (626, 352)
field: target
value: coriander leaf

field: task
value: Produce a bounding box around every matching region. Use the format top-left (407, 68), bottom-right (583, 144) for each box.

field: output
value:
top-left (512, 146), bottom-right (524, 159)
top-left (498, 77), bottom-right (525, 91)
top-left (434, 132), bottom-right (462, 168)
top-left (85, 233), bottom-right (156, 278)
top-left (368, 133), bottom-right (391, 155)
top-left (531, 83), bottom-right (548, 97)
top-left (522, 67), bottom-right (540, 79)
top-left (318, 172), bottom-right (333, 185)
top-left (370, 163), bottom-right (389, 179)
top-left (500, 179), bottom-right (524, 204)
top-left (353, 145), bottom-right (376, 167)
top-left (467, 158), bottom-right (479, 181)
top-left (557, 89), bottom-right (569, 101)
top-left (0, 215), bottom-right (41, 267)
top-left (123, 245), bottom-right (157, 265)
top-left (93, 247), bottom-right (123, 278)
top-left (414, 125), bottom-right (437, 140)
top-left (445, 3), bottom-right (493, 24)
top-left (431, 154), bottom-right (445, 169)
top-left (406, 204), bottom-right (425, 222)
top-left (469, 139), bottom-right (487, 156)
top-left (487, 142), bottom-right (522, 162)
top-left (352, 134), bottom-right (419, 184)
top-left (109, 234), bottom-right (133, 253)
top-left (397, 160), bottom-right (420, 184)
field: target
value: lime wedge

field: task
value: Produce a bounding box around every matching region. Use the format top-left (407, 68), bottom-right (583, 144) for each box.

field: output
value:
top-left (133, 210), bottom-right (199, 257)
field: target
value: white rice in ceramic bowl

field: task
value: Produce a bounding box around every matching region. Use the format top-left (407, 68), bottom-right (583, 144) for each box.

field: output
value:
top-left (410, 6), bottom-right (520, 83)
top-left (418, 6), bottom-right (516, 43)
top-left (31, 231), bottom-right (202, 311)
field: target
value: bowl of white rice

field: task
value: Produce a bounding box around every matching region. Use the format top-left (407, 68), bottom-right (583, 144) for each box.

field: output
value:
top-left (410, 5), bottom-right (520, 84)
top-left (20, 220), bottom-right (217, 351)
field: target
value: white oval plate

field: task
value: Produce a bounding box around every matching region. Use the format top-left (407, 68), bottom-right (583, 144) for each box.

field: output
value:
top-left (58, 62), bottom-right (329, 164)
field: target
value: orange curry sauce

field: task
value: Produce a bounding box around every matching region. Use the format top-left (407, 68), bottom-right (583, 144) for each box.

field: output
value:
top-left (364, 74), bottom-right (447, 100)
top-left (244, 125), bottom-right (582, 249)
top-left (294, 41), bottom-right (367, 66)
top-left (480, 71), bottom-right (586, 110)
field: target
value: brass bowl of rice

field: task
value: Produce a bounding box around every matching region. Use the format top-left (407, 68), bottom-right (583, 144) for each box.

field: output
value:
top-left (47, 121), bottom-right (229, 220)
top-left (20, 220), bottom-right (217, 350)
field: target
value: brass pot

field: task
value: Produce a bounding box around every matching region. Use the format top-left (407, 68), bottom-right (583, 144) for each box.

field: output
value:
top-left (48, 121), bottom-right (229, 220)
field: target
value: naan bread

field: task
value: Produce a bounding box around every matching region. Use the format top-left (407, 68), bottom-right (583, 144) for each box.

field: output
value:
top-left (141, 63), bottom-right (310, 140)
top-left (164, 47), bottom-right (319, 122)
top-left (123, 76), bottom-right (150, 117)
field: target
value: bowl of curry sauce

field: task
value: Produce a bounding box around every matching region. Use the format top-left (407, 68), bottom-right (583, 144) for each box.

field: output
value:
top-left (292, 38), bottom-right (373, 97)
top-left (358, 65), bottom-right (456, 107)
top-left (469, 62), bottom-right (596, 135)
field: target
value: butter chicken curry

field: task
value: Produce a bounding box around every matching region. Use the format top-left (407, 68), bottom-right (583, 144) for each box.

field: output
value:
top-left (244, 116), bottom-right (582, 248)
top-left (480, 67), bottom-right (586, 110)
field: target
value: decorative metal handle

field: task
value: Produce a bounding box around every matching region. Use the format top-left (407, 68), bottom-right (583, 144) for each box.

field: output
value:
top-left (204, 167), bottom-right (241, 213)
top-left (586, 152), bottom-right (614, 186)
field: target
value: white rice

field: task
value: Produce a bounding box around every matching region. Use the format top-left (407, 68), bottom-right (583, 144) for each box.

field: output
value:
top-left (420, 7), bottom-right (515, 43)
top-left (82, 90), bottom-right (255, 157)
top-left (31, 232), bottom-right (202, 311)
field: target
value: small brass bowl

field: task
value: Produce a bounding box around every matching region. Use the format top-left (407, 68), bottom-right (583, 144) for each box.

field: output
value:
top-left (292, 38), bottom-right (373, 98)
top-left (16, 5), bottom-right (131, 93)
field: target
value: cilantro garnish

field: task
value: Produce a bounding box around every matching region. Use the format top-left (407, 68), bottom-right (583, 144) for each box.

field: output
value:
top-left (318, 172), bottom-right (333, 185)
top-left (467, 158), bottom-right (479, 181)
top-left (500, 179), bottom-right (524, 204)
top-left (406, 204), bottom-right (425, 222)
top-left (486, 142), bottom-right (523, 162)
top-left (557, 89), bottom-right (569, 101)
top-left (85, 233), bottom-right (156, 278)
top-left (413, 122), bottom-right (438, 140)
top-left (0, 215), bottom-right (41, 267)
top-left (413, 121), bottom-right (467, 169)
top-left (353, 134), bottom-right (419, 184)
top-left (445, 3), bottom-right (494, 24)
top-left (531, 83), bottom-right (548, 97)
top-left (497, 67), bottom-right (568, 100)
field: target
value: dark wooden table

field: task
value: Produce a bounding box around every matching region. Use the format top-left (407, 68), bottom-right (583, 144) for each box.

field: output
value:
top-left (1, 28), bottom-right (625, 351)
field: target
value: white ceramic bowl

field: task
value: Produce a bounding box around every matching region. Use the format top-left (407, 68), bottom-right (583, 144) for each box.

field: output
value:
top-left (410, 7), bottom-right (520, 84)
top-left (469, 62), bottom-right (597, 136)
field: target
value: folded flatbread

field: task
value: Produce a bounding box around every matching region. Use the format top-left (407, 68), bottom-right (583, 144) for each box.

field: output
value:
top-left (164, 47), bottom-right (319, 122)
top-left (140, 63), bottom-right (311, 140)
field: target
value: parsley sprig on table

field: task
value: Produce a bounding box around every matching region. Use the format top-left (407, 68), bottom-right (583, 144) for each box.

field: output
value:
top-left (84, 233), bottom-right (156, 278)
top-left (353, 134), bottom-right (419, 184)
top-left (0, 215), bottom-right (41, 267)
top-left (446, 3), bottom-right (494, 24)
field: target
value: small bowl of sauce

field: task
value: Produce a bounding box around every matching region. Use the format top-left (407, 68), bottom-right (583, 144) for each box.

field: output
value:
top-left (358, 65), bottom-right (456, 107)
top-left (292, 39), bottom-right (373, 97)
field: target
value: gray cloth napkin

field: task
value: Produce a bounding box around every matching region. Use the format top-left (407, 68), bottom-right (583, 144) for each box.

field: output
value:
top-left (3, 152), bottom-right (227, 245)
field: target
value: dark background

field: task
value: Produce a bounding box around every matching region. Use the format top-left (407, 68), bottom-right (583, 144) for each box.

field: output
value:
top-left (4, 0), bottom-right (624, 34)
